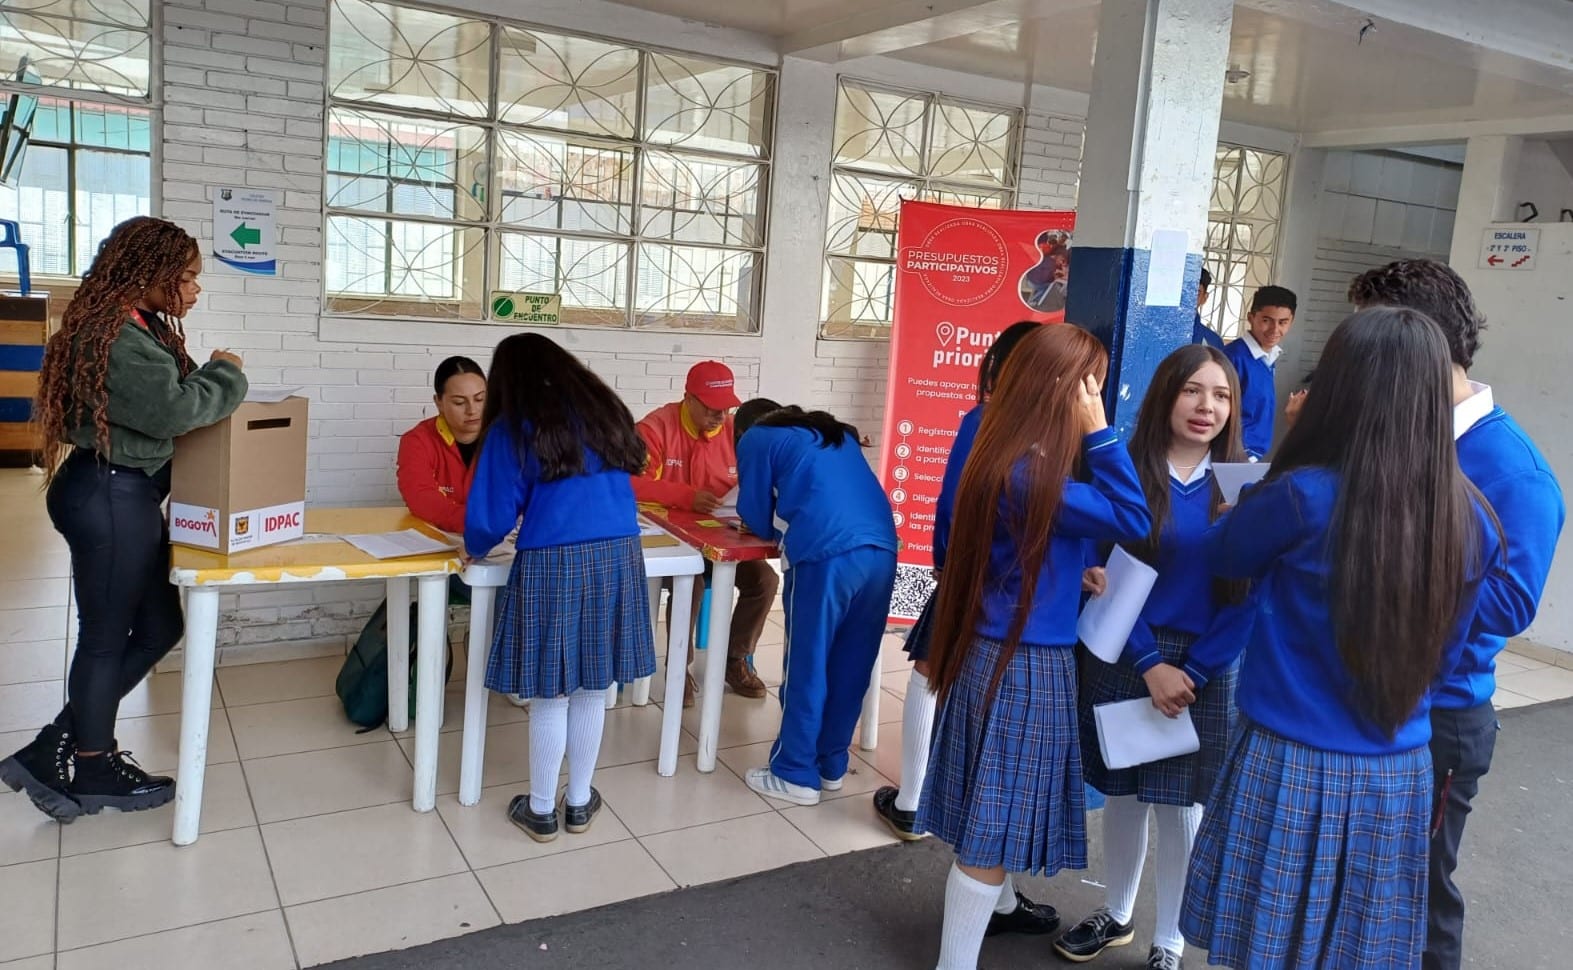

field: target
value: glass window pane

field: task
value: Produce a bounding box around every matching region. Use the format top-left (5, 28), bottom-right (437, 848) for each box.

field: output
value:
top-left (72, 102), bottom-right (151, 151)
top-left (0, 0), bottom-right (148, 28)
top-left (639, 151), bottom-right (764, 247)
top-left (825, 173), bottom-right (913, 260)
top-left (821, 256), bottom-right (894, 336)
top-left (634, 243), bottom-right (756, 332)
top-left (497, 26), bottom-right (638, 138)
top-left (0, 143), bottom-right (71, 276)
top-left (496, 231), bottom-right (629, 328)
top-left (495, 130), bottom-right (634, 235)
top-left (329, 0), bottom-right (492, 118)
top-left (325, 109), bottom-right (485, 222)
top-left (927, 100), bottom-right (1016, 185)
top-left (72, 148), bottom-right (148, 274)
top-left (30, 99), bottom-right (68, 142)
top-left (643, 53), bottom-right (771, 158)
top-left (325, 216), bottom-right (486, 319)
top-left (832, 81), bottom-right (926, 177)
top-left (921, 185), bottom-right (1008, 209)
top-left (0, 11), bottom-right (150, 96)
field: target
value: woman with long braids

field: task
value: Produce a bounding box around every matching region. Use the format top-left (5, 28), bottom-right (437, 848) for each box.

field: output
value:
top-left (0, 217), bottom-right (247, 823)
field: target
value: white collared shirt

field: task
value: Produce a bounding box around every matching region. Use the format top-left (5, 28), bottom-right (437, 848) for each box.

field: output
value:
top-left (1454, 381), bottom-right (1494, 441)
top-left (1169, 453), bottom-right (1213, 486)
top-left (1241, 331), bottom-right (1284, 367)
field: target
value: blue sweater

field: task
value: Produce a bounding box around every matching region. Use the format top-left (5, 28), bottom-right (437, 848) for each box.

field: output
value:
top-left (1121, 471), bottom-right (1231, 674)
top-left (1224, 338), bottom-right (1275, 459)
top-left (976, 429), bottom-right (1152, 647)
top-left (1206, 467), bottom-right (1504, 754)
top-left (464, 422), bottom-right (639, 556)
top-left (1438, 407), bottom-right (1565, 709)
top-left (736, 425), bottom-right (898, 567)
top-left (933, 406), bottom-right (984, 571)
top-left (1192, 314), bottom-right (1225, 351)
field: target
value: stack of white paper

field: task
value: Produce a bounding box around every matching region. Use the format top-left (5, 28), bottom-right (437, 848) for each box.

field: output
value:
top-left (1094, 698), bottom-right (1200, 770)
top-left (713, 486), bottom-right (740, 518)
top-left (242, 385), bottom-right (302, 404)
top-left (343, 529), bottom-right (457, 560)
top-left (1077, 546), bottom-right (1159, 663)
top-left (1213, 462), bottom-right (1270, 505)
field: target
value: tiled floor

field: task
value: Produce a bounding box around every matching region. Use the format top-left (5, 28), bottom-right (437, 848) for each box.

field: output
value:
top-left (3, 465), bottom-right (1572, 969)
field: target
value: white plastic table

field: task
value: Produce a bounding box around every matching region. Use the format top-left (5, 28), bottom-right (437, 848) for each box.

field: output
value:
top-left (168, 507), bottom-right (459, 846)
top-left (455, 523), bottom-right (706, 802)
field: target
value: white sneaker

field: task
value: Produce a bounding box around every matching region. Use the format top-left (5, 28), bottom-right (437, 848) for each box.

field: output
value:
top-left (506, 694), bottom-right (530, 708)
top-left (746, 767), bottom-right (821, 806)
top-left (820, 775), bottom-right (844, 792)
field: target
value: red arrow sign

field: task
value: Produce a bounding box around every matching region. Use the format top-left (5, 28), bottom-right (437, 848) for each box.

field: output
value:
top-left (1488, 255), bottom-right (1504, 266)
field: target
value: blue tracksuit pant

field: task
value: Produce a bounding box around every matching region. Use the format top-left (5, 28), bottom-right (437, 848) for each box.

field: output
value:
top-left (770, 545), bottom-right (898, 789)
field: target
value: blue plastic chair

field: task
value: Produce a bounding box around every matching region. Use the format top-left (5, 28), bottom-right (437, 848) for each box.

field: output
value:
top-left (0, 220), bottom-right (31, 296)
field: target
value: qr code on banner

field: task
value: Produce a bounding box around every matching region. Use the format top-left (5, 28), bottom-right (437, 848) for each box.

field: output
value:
top-left (889, 563), bottom-right (937, 623)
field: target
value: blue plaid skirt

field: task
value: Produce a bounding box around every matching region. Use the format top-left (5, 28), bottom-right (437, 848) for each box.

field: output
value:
top-left (485, 536), bottom-right (656, 700)
top-left (902, 588), bottom-right (937, 663)
top-left (917, 637), bottom-right (1086, 876)
top-left (1181, 721), bottom-right (1432, 969)
top-left (1079, 628), bottom-right (1238, 806)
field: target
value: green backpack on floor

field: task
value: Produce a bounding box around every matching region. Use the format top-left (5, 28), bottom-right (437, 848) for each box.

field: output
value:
top-left (336, 599), bottom-right (454, 731)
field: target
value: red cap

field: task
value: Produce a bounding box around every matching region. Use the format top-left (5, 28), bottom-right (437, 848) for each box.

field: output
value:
top-left (685, 360), bottom-right (741, 410)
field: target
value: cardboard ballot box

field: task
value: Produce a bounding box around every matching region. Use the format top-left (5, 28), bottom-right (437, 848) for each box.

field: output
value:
top-left (169, 396), bottom-right (309, 554)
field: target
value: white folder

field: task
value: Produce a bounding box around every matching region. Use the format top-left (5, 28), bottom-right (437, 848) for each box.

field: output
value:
top-left (1094, 697), bottom-right (1200, 771)
top-left (1076, 546), bottom-right (1158, 664)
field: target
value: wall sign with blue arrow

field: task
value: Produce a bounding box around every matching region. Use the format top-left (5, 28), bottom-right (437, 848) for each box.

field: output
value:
top-left (211, 186), bottom-right (278, 276)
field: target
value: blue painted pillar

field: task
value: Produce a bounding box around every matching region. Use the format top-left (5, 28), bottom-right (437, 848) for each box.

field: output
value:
top-left (1067, 0), bottom-right (1234, 436)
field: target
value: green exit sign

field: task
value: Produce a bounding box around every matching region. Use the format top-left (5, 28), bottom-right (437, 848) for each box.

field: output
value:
top-left (490, 291), bottom-right (561, 325)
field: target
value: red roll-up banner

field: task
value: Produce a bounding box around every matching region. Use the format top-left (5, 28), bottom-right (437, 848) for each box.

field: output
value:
top-left (878, 200), bottom-right (1077, 621)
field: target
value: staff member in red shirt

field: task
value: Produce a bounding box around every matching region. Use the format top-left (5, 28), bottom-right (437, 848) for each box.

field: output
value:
top-left (634, 361), bottom-right (776, 704)
top-left (398, 356), bottom-right (486, 534)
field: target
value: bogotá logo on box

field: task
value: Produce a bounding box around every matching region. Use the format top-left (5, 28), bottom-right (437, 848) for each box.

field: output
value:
top-left (174, 509), bottom-right (217, 536)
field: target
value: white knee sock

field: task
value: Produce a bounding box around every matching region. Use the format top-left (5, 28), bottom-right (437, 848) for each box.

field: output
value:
top-left (937, 864), bottom-right (1000, 970)
top-left (1152, 803), bottom-right (1202, 954)
top-left (1101, 794), bottom-right (1151, 925)
top-left (565, 688), bottom-right (607, 808)
top-left (994, 871), bottom-right (1018, 914)
top-left (528, 695), bottom-right (570, 815)
top-left (896, 668), bottom-right (938, 813)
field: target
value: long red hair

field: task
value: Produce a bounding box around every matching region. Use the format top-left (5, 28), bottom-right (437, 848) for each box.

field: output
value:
top-left (927, 324), bottom-right (1109, 702)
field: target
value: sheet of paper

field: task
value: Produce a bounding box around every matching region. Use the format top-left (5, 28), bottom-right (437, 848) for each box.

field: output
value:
top-left (1076, 545), bottom-right (1159, 664)
top-left (1213, 462), bottom-right (1270, 505)
top-left (638, 521), bottom-right (666, 538)
top-left (243, 385), bottom-right (302, 404)
top-left (1144, 229), bottom-right (1188, 307)
top-left (342, 529), bottom-right (457, 560)
top-left (713, 485), bottom-right (740, 518)
top-left (1095, 698), bottom-right (1200, 770)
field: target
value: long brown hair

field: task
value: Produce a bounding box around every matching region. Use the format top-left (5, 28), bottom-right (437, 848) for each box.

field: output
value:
top-left (1271, 306), bottom-right (1488, 736)
top-left (34, 217), bottom-right (200, 482)
top-left (928, 324), bottom-right (1109, 702)
top-left (1127, 345), bottom-right (1247, 605)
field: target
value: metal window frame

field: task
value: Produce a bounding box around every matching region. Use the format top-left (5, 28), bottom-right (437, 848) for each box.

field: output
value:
top-left (322, 0), bottom-right (778, 332)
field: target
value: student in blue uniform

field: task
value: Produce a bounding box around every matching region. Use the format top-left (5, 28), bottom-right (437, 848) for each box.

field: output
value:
top-left (1348, 259), bottom-right (1565, 970)
top-left (1221, 285), bottom-right (1296, 459)
top-left (918, 324), bottom-right (1152, 970)
top-left (730, 401), bottom-right (899, 807)
top-left (873, 320), bottom-right (1062, 938)
top-left (873, 320), bottom-right (1039, 840)
top-left (1181, 307), bottom-right (1506, 969)
top-left (465, 333), bottom-right (656, 843)
top-left (1190, 268), bottom-right (1224, 350)
top-left (1055, 344), bottom-right (1247, 970)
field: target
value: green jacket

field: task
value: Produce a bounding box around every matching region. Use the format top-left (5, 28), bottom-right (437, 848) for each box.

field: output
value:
top-left (65, 318), bottom-right (249, 474)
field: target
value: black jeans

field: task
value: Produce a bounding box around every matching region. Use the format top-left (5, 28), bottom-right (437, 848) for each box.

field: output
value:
top-left (1424, 701), bottom-right (1500, 970)
top-left (46, 451), bottom-right (184, 753)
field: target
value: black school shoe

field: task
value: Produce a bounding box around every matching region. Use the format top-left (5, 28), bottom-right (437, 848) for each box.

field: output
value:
top-left (562, 787), bottom-right (603, 834)
top-left (71, 748), bottom-right (175, 814)
top-left (507, 795), bottom-right (559, 843)
top-left (872, 786), bottom-right (925, 841)
top-left (1053, 907), bottom-right (1135, 962)
top-left (986, 890), bottom-right (1061, 937)
top-left (0, 723), bottom-right (82, 822)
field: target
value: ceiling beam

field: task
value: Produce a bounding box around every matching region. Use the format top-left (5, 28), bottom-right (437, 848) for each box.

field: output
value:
top-left (781, 0), bottom-right (1097, 61)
